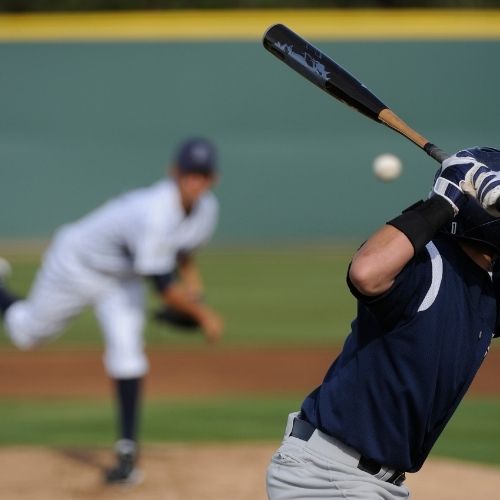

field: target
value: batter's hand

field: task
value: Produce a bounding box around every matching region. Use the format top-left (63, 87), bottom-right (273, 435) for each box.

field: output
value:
top-left (433, 153), bottom-right (484, 214)
top-left (435, 151), bottom-right (500, 216)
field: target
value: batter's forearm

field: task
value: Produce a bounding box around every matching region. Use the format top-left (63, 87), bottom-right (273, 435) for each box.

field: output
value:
top-left (350, 195), bottom-right (455, 296)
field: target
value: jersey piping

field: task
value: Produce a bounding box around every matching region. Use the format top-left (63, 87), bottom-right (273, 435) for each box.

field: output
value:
top-left (417, 241), bottom-right (443, 312)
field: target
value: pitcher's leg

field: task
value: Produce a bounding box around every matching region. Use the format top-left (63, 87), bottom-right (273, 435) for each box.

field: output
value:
top-left (95, 278), bottom-right (146, 485)
top-left (4, 263), bottom-right (87, 349)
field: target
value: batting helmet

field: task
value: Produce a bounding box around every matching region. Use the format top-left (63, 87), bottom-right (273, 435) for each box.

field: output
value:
top-left (442, 146), bottom-right (500, 254)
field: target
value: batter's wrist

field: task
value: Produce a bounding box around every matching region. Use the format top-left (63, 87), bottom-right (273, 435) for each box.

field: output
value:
top-left (387, 196), bottom-right (454, 254)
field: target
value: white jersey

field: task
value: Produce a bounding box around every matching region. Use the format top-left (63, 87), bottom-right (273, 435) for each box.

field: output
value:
top-left (57, 179), bottom-right (218, 277)
top-left (5, 178), bottom-right (218, 378)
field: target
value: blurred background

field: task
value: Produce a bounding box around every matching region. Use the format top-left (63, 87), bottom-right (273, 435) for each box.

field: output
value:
top-left (0, 1), bottom-right (500, 498)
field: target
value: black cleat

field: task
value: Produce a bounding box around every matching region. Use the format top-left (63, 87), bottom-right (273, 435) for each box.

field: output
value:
top-left (104, 439), bottom-right (143, 485)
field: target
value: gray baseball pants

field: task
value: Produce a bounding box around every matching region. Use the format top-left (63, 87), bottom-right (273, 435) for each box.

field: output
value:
top-left (266, 412), bottom-right (410, 500)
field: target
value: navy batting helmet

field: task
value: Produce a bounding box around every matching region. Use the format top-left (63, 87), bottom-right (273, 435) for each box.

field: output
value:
top-left (442, 146), bottom-right (500, 254)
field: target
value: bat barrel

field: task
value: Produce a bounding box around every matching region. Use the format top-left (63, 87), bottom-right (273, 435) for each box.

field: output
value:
top-left (263, 24), bottom-right (387, 122)
top-left (264, 24), bottom-right (454, 171)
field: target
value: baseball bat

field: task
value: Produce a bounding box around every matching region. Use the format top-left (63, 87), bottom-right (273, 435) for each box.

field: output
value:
top-left (262, 23), bottom-right (449, 164)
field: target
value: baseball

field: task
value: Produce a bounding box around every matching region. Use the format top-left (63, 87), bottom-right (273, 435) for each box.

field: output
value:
top-left (372, 153), bottom-right (402, 182)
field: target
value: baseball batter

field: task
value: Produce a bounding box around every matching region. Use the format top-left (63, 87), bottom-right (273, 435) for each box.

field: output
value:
top-left (0, 137), bottom-right (223, 484)
top-left (267, 146), bottom-right (500, 499)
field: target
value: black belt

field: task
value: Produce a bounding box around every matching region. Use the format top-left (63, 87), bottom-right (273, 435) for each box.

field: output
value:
top-left (290, 417), bottom-right (406, 486)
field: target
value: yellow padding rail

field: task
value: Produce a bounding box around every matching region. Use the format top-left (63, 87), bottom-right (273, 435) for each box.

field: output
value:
top-left (0, 9), bottom-right (499, 42)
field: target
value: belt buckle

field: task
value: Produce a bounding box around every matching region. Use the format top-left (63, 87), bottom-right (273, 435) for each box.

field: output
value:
top-left (390, 471), bottom-right (406, 486)
top-left (359, 456), bottom-right (406, 486)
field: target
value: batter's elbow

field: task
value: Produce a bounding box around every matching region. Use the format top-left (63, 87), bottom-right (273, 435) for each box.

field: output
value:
top-left (348, 261), bottom-right (385, 297)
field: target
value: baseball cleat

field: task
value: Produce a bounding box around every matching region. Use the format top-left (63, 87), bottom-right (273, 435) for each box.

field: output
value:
top-left (104, 439), bottom-right (143, 486)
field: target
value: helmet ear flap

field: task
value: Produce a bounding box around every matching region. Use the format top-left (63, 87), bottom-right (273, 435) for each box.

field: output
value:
top-left (442, 196), bottom-right (500, 255)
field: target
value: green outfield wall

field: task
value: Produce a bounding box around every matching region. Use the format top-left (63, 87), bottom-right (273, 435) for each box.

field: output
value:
top-left (1, 10), bottom-right (500, 243)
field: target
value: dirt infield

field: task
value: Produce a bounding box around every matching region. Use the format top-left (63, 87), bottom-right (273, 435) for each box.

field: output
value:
top-left (1, 443), bottom-right (499, 500)
top-left (1, 345), bottom-right (500, 397)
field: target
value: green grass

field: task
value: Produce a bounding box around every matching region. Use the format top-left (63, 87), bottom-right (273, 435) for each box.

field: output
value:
top-left (0, 395), bottom-right (499, 467)
top-left (0, 395), bottom-right (303, 446)
top-left (432, 398), bottom-right (500, 465)
top-left (1, 247), bottom-right (499, 468)
top-left (0, 246), bottom-right (357, 348)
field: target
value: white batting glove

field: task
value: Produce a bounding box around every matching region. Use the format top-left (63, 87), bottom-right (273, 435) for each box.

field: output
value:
top-left (432, 155), bottom-right (477, 214)
top-left (441, 151), bottom-right (500, 216)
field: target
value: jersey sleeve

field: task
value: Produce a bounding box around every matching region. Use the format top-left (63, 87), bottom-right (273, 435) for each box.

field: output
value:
top-left (149, 271), bottom-right (177, 293)
top-left (347, 247), bottom-right (432, 330)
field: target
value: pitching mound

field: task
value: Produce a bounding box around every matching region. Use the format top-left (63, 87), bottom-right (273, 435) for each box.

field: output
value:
top-left (0, 443), bottom-right (499, 500)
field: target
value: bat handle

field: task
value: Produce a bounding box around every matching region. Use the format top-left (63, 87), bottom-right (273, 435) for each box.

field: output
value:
top-left (377, 110), bottom-right (449, 164)
top-left (424, 143), bottom-right (449, 164)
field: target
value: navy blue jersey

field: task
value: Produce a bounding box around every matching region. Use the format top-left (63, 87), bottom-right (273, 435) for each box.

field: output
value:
top-left (301, 235), bottom-right (497, 472)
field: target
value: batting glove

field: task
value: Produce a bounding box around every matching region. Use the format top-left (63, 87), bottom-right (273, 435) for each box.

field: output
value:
top-left (446, 150), bottom-right (500, 216)
top-left (433, 151), bottom-right (497, 215)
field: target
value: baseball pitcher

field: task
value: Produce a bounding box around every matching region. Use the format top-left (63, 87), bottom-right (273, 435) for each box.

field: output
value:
top-left (0, 137), bottom-right (223, 485)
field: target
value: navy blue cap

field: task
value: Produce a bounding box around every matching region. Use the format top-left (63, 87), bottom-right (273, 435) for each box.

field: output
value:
top-left (175, 138), bottom-right (217, 175)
